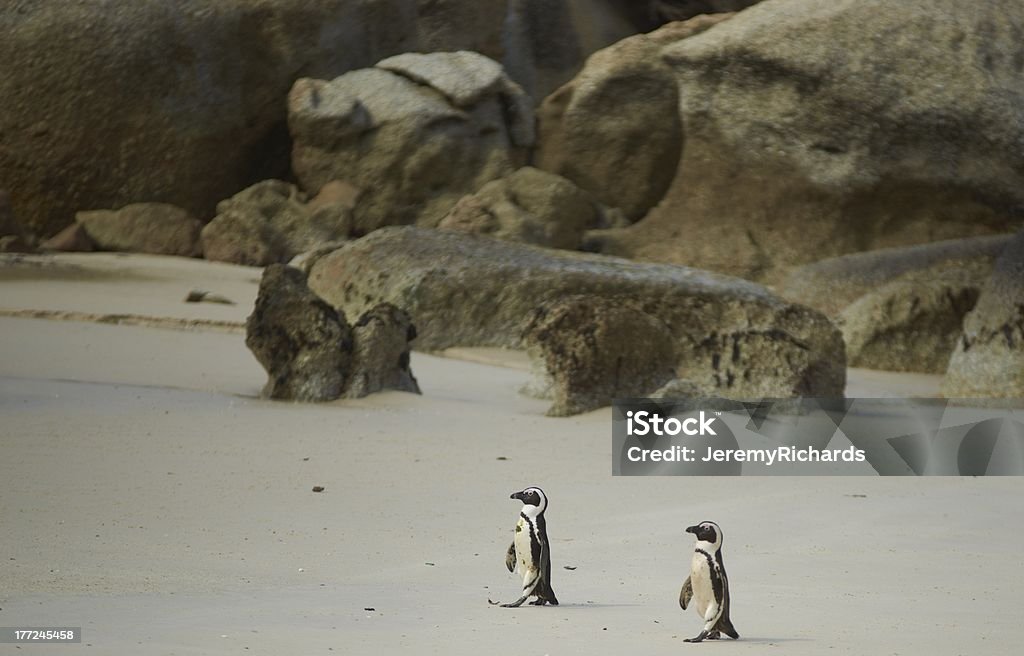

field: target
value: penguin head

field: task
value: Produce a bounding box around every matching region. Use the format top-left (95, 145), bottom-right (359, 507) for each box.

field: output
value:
top-left (686, 521), bottom-right (722, 549)
top-left (510, 486), bottom-right (547, 516)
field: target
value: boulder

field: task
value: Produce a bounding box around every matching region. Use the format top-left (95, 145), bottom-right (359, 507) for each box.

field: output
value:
top-left (596, 0), bottom-right (1024, 283)
top-left (201, 180), bottom-right (352, 266)
top-left (308, 226), bottom-right (846, 399)
top-left (0, 189), bottom-right (32, 253)
top-left (535, 14), bottom-right (732, 221)
top-left (246, 265), bottom-right (421, 401)
top-left (943, 231), bottom-right (1024, 398)
top-left (346, 303), bottom-right (421, 397)
top-left (651, 0), bottom-right (764, 22)
top-left (39, 223), bottom-right (95, 252)
top-left (523, 296), bottom-right (677, 415)
top-left (437, 167), bottom-right (601, 249)
top-left (781, 235), bottom-right (1012, 318)
top-left (75, 203), bottom-right (202, 256)
top-left (288, 52), bottom-right (533, 234)
top-left (839, 278), bottom-right (981, 374)
top-left (246, 264), bottom-right (354, 402)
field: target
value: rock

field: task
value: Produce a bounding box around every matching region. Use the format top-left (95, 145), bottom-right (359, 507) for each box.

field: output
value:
top-left (535, 15), bottom-right (731, 221)
top-left (781, 235), bottom-right (1012, 318)
top-left (201, 180), bottom-right (352, 266)
top-left (597, 0), bottom-right (1024, 282)
top-left (246, 264), bottom-right (353, 402)
top-left (288, 240), bottom-right (350, 275)
top-left (308, 226), bottom-right (846, 399)
top-left (839, 278), bottom-right (981, 374)
top-left (289, 52), bottom-right (532, 234)
top-left (650, 378), bottom-right (714, 399)
top-left (1, 190), bottom-right (32, 252)
top-left (437, 167), bottom-right (600, 249)
top-left (651, 0), bottom-right (763, 22)
top-left (246, 265), bottom-right (420, 401)
top-left (75, 203), bottom-right (202, 256)
top-left (39, 223), bottom-right (94, 252)
top-left (943, 231), bottom-right (1024, 398)
top-left (345, 303), bottom-right (421, 398)
top-left (523, 296), bottom-right (677, 415)
top-left (308, 180), bottom-right (362, 212)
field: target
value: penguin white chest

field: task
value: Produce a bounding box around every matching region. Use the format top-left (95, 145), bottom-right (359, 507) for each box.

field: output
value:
top-left (690, 551), bottom-right (715, 617)
top-left (514, 516), bottom-right (536, 572)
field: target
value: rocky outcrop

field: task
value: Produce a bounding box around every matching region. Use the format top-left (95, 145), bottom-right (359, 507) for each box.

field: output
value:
top-left (651, 0), bottom-right (763, 22)
top-left (201, 180), bottom-right (351, 266)
top-left (943, 231), bottom-right (1024, 398)
top-left (289, 51), bottom-right (533, 234)
top-left (0, 190), bottom-right (32, 253)
top-left (839, 279), bottom-right (981, 374)
top-left (246, 264), bottom-right (420, 401)
top-left (39, 223), bottom-right (95, 252)
top-left (437, 167), bottom-right (604, 249)
top-left (781, 235), bottom-right (1011, 319)
top-left (75, 203), bottom-right (202, 257)
top-left (523, 296), bottom-right (677, 415)
top-left (535, 15), bottom-right (731, 221)
top-left (308, 227), bottom-right (846, 399)
top-left (3, 0), bottom-right (648, 240)
top-left (596, 0), bottom-right (1024, 282)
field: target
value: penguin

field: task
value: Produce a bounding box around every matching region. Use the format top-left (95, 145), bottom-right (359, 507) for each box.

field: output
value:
top-left (679, 521), bottom-right (739, 643)
top-left (495, 486), bottom-right (558, 607)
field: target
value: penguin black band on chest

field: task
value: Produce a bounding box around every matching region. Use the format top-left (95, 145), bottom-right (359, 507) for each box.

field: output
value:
top-left (679, 521), bottom-right (739, 643)
top-left (491, 486), bottom-right (559, 608)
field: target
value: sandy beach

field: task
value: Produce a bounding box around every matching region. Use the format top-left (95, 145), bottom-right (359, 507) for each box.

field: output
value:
top-left (1, 253), bottom-right (1022, 655)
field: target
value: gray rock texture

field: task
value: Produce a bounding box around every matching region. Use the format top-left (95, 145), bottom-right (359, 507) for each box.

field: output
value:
top-left (2, 0), bottom-right (647, 239)
top-left (246, 264), bottom-right (354, 402)
top-left (288, 52), bottom-right (532, 234)
top-left (943, 231), bottom-right (1024, 398)
top-left (308, 227), bottom-right (846, 399)
top-left (437, 167), bottom-right (600, 249)
top-left (75, 203), bottom-right (202, 257)
top-left (246, 265), bottom-right (420, 401)
top-left (781, 235), bottom-right (1012, 319)
top-left (535, 14), bottom-right (732, 221)
top-left (201, 180), bottom-right (351, 266)
top-left (522, 295), bottom-right (677, 416)
top-left (596, 0), bottom-right (1024, 282)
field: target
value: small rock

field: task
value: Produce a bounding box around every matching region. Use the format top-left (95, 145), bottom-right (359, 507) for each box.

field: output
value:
top-left (76, 203), bottom-right (202, 256)
top-left (184, 290), bottom-right (235, 305)
top-left (40, 222), bottom-right (94, 252)
top-left (312, 486), bottom-right (325, 493)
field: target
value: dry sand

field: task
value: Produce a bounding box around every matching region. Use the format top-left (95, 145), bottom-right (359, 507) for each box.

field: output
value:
top-left (1, 253), bottom-right (1021, 655)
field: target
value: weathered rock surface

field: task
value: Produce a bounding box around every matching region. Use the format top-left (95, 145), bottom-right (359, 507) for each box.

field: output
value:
top-left (596, 0), bottom-right (1024, 282)
top-left (437, 167), bottom-right (601, 249)
top-left (308, 227), bottom-right (846, 399)
top-left (289, 52), bottom-right (533, 234)
top-left (781, 235), bottom-right (1012, 318)
top-left (75, 203), bottom-right (202, 256)
top-left (944, 231), bottom-right (1024, 398)
top-left (39, 223), bottom-right (95, 252)
top-left (201, 180), bottom-right (351, 266)
top-left (651, 0), bottom-right (763, 22)
top-left (535, 14), bottom-right (731, 221)
top-left (3, 0), bottom-right (648, 240)
top-left (346, 303), bottom-right (421, 398)
top-left (246, 264), bottom-right (420, 401)
top-left (247, 264), bottom-right (354, 402)
top-left (839, 278), bottom-right (981, 374)
top-left (0, 190), bottom-right (32, 252)
top-left (523, 296), bottom-right (677, 415)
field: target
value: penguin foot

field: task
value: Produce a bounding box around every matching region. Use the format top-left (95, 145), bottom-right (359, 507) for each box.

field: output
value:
top-left (706, 631), bottom-right (720, 640)
top-left (529, 599), bottom-right (546, 605)
top-left (684, 630), bottom-right (709, 643)
top-left (500, 595), bottom-right (529, 608)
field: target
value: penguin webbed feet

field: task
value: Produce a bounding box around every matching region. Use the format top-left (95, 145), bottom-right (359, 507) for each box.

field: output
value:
top-left (498, 595), bottom-right (529, 608)
top-left (684, 630), bottom-right (709, 643)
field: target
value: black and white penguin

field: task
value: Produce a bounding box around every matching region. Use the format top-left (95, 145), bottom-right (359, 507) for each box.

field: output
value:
top-left (679, 521), bottom-right (739, 642)
top-left (497, 486), bottom-right (558, 608)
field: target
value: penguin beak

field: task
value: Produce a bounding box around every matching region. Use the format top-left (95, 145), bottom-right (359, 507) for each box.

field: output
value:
top-left (685, 525), bottom-right (698, 534)
top-left (510, 491), bottom-right (524, 501)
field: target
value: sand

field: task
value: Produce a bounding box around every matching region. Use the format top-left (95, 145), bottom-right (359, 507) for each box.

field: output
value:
top-left (1, 253), bottom-right (1021, 655)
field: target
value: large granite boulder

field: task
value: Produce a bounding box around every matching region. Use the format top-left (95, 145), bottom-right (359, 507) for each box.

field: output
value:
top-left (246, 265), bottom-right (420, 401)
top-left (535, 14), bottom-right (732, 221)
top-left (289, 51), bottom-right (533, 234)
top-left (75, 203), bottom-right (202, 256)
top-left (596, 0), bottom-right (1024, 282)
top-left (523, 296), bottom-right (677, 415)
top-left (437, 167), bottom-right (603, 249)
top-left (943, 231), bottom-right (1024, 398)
top-left (308, 227), bottom-right (846, 399)
top-left (201, 180), bottom-right (351, 266)
top-left (3, 0), bottom-right (649, 240)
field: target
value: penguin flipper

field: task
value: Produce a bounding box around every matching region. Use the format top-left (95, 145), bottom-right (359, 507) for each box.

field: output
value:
top-left (679, 576), bottom-right (693, 610)
top-left (505, 542), bottom-right (516, 573)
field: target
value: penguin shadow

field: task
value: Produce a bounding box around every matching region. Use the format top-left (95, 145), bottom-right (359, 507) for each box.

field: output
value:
top-left (724, 636), bottom-right (812, 645)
